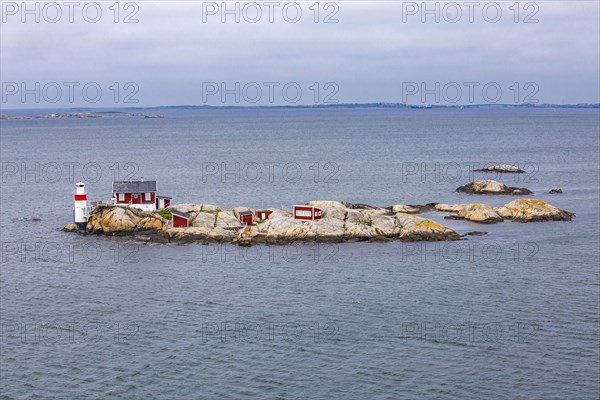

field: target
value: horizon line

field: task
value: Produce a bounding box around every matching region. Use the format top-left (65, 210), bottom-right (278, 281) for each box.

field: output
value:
top-left (2, 102), bottom-right (600, 112)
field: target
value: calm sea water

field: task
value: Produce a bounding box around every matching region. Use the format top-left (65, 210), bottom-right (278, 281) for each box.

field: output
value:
top-left (1, 108), bottom-right (599, 399)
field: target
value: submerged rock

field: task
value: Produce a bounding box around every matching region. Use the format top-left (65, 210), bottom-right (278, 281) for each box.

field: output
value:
top-left (549, 188), bottom-right (563, 194)
top-left (456, 180), bottom-right (533, 195)
top-left (463, 231), bottom-right (488, 236)
top-left (15, 216), bottom-right (42, 222)
top-left (63, 223), bottom-right (78, 232)
top-left (443, 214), bottom-right (465, 220)
top-left (474, 165), bottom-right (525, 173)
top-left (496, 199), bottom-right (575, 222)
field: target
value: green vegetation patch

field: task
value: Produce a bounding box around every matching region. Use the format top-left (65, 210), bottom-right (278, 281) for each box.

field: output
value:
top-left (157, 209), bottom-right (172, 219)
top-left (358, 217), bottom-right (373, 226)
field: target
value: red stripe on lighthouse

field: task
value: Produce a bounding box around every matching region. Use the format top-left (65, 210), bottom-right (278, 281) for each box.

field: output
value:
top-left (74, 194), bottom-right (87, 201)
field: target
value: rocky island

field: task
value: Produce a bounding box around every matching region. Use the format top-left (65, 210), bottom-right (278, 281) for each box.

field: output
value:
top-left (64, 199), bottom-right (575, 245)
top-left (437, 199), bottom-right (575, 224)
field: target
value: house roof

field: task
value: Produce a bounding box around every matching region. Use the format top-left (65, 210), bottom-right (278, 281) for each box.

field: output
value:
top-left (113, 180), bottom-right (157, 193)
top-left (171, 209), bottom-right (190, 219)
top-left (239, 211), bottom-right (253, 216)
top-left (293, 205), bottom-right (321, 210)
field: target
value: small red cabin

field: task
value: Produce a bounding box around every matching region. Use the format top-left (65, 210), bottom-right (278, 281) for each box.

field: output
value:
top-left (293, 205), bottom-right (322, 221)
top-left (239, 211), bottom-right (253, 225)
top-left (172, 209), bottom-right (190, 228)
top-left (256, 210), bottom-right (273, 221)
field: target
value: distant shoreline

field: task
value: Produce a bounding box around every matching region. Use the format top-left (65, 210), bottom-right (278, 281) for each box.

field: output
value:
top-left (2, 102), bottom-right (599, 114)
top-left (138, 102), bottom-right (600, 110)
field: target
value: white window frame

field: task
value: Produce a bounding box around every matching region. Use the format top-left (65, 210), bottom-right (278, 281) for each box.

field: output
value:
top-left (295, 210), bottom-right (311, 217)
top-left (145, 192), bottom-right (151, 201)
top-left (118, 193), bottom-right (125, 201)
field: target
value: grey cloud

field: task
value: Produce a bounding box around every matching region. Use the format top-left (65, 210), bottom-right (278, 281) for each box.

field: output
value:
top-left (1, 1), bottom-right (598, 107)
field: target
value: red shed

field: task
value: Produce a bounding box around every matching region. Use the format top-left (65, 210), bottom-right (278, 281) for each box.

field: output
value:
top-left (256, 210), bottom-right (273, 221)
top-left (293, 205), bottom-right (322, 221)
top-left (156, 196), bottom-right (172, 209)
top-left (172, 209), bottom-right (190, 228)
top-left (239, 211), bottom-right (253, 225)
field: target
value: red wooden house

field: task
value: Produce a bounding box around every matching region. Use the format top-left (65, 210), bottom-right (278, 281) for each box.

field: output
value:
top-left (256, 210), bottom-right (273, 221)
top-left (293, 205), bottom-right (322, 221)
top-left (112, 180), bottom-right (171, 211)
top-left (172, 209), bottom-right (191, 228)
top-left (239, 211), bottom-right (253, 225)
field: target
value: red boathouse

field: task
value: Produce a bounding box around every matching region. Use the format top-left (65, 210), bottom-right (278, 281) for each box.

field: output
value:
top-left (256, 210), bottom-right (273, 221)
top-left (293, 205), bottom-right (322, 221)
top-left (239, 211), bottom-right (253, 225)
top-left (172, 209), bottom-right (191, 228)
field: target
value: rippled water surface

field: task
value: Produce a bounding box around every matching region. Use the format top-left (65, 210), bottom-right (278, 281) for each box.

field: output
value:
top-left (1, 108), bottom-right (599, 399)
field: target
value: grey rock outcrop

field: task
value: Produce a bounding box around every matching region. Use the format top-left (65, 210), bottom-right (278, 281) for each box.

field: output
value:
top-left (496, 199), bottom-right (575, 222)
top-left (456, 180), bottom-right (532, 195)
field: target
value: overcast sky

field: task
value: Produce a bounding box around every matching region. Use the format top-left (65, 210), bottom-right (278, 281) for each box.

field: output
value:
top-left (1, 1), bottom-right (599, 108)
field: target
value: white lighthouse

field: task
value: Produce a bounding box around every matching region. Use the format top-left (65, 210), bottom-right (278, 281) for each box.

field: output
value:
top-left (74, 182), bottom-right (88, 229)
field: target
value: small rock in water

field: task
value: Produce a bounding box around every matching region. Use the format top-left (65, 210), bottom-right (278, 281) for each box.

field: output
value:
top-left (16, 216), bottom-right (42, 222)
top-left (456, 180), bottom-right (532, 195)
top-left (549, 188), bottom-right (563, 194)
top-left (464, 231), bottom-right (488, 236)
top-left (496, 199), bottom-right (575, 222)
top-left (474, 165), bottom-right (525, 173)
top-left (63, 223), bottom-right (78, 232)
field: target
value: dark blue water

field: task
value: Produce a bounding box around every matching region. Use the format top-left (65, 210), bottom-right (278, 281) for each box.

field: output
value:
top-left (1, 108), bottom-right (599, 399)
